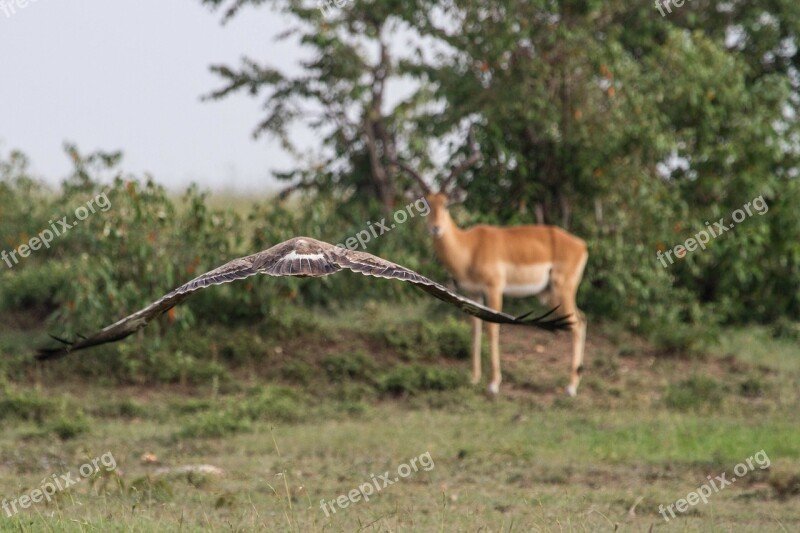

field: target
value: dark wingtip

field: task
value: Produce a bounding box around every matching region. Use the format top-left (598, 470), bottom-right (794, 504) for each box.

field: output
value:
top-left (516, 306), bottom-right (574, 331)
top-left (35, 335), bottom-right (74, 361)
top-left (35, 348), bottom-right (69, 361)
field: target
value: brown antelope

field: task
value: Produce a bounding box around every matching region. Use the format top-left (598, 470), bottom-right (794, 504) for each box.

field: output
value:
top-left (394, 137), bottom-right (589, 396)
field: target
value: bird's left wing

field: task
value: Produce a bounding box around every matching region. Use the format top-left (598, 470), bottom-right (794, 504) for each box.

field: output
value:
top-left (36, 252), bottom-right (272, 360)
top-left (330, 247), bottom-right (572, 331)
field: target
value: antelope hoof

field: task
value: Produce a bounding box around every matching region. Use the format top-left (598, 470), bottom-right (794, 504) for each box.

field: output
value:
top-left (565, 384), bottom-right (577, 397)
top-left (488, 382), bottom-right (500, 395)
top-left (470, 375), bottom-right (481, 385)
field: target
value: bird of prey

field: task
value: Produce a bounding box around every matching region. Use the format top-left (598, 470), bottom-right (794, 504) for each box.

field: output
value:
top-left (36, 237), bottom-right (570, 360)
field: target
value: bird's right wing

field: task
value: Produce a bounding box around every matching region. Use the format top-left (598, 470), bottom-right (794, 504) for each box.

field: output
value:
top-left (331, 247), bottom-right (572, 330)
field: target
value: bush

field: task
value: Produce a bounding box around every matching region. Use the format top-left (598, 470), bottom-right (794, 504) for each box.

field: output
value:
top-left (0, 389), bottom-right (56, 423)
top-left (178, 410), bottom-right (252, 439)
top-left (237, 385), bottom-right (306, 423)
top-left (382, 317), bottom-right (471, 360)
top-left (378, 364), bottom-right (467, 395)
top-left (739, 377), bottom-right (767, 398)
top-left (771, 318), bottom-right (800, 342)
top-left (664, 376), bottom-right (725, 411)
top-left (177, 385), bottom-right (308, 439)
top-left (90, 398), bottom-right (149, 419)
top-left (280, 360), bottom-right (315, 385)
top-left (431, 318), bottom-right (472, 360)
top-left (322, 352), bottom-right (375, 380)
top-left (43, 413), bottom-right (90, 440)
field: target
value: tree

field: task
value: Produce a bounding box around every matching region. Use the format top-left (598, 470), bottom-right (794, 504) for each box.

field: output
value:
top-left (200, 0), bottom-right (800, 327)
top-left (199, 0), bottom-right (443, 213)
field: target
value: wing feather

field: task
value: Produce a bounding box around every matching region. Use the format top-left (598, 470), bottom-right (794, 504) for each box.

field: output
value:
top-left (36, 256), bottom-right (263, 360)
top-left (330, 247), bottom-right (572, 330)
top-left (36, 236), bottom-right (570, 361)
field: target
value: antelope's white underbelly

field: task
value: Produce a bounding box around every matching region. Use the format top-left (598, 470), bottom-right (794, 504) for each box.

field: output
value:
top-left (504, 262), bottom-right (551, 296)
top-left (457, 263), bottom-right (552, 297)
top-left (503, 280), bottom-right (549, 297)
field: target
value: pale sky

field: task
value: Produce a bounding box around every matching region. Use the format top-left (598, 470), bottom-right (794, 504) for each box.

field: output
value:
top-left (0, 0), bottom-right (305, 192)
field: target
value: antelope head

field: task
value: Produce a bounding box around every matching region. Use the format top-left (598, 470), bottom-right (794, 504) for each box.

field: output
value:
top-left (392, 128), bottom-right (481, 239)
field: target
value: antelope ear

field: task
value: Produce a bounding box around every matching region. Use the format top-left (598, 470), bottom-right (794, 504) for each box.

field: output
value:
top-left (448, 188), bottom-right (468, 205)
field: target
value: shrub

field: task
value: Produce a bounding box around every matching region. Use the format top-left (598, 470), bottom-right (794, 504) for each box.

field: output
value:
top-left (771, 318), bottom-right (800, 342)
top-left (382, 317), bottom-right (471, 360)
top-left (322, 352), bottom-right (375, 381)
top-left (44, 413), bottom-right (90, 440)
top-left (378, 364), bottom-right (467, 395)
top-left (90, 398), bottom-right (149, 419)
top-left (0, 389), bottom-right (56, 423)
top-left (664, 376), bottom-right (725, 411)
top-left (280, 360), bottom-right (315, 385)
top-left (178, 410), bottom-right (251, 439)
top-left (177, 385), bottom-right (307, 438)
top-left (739, 377), bottom-right (767, 398)
top-left (430, 318), bottom-right (472, 360)
top-left (237, 385), bottom-right (306, 423)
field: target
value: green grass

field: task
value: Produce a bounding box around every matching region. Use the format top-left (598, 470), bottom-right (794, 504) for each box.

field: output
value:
top-left (0, 307), bottom-right (799, 531)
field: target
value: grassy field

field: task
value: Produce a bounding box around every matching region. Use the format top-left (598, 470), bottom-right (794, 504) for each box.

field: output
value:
top-left (0, 303), bottom-right (799, 531)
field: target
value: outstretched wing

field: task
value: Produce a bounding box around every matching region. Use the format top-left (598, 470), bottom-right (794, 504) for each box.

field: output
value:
top-left (35, 253), bottom-right (271, 360)
top-left (36, 236), bottom-right (570, 360)
top-left (330, 247), bottom-right (572, 330)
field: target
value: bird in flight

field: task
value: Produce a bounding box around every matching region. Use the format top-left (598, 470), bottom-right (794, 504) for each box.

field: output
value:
top-left (37, 237), bottom-right (571, 360)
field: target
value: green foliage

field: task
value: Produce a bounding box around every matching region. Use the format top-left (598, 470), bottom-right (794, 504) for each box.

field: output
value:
top-left (89, 398), bottom-right (149, 419)
top-left (771, 317), bottom-right (800, 342)
top-left (3, 0), bottom-right (800, 384)
top-left (145, 350), bottom-right (230, 386)
top-left (431, 318), bottom-right (472, 360)
top-left (43, 413), bottom-right (90, 441)
top-left (279, 360), bottom-right (315, 385)
top-left (0, 387), bottom-right (89, 439)
top-left (0, 388), bottom-right (56, 423)
top-left (382, 317), bottom-right (471, 360)
top-left (322, 352), bottom-right (375, 381)
top-left (192, 0), bottom-right (800, 346)
top-left (178, 410), bottom-right (252, 439)
top-left (664, 376), bottom-right (725, 412)
top-left (378, 364), bottom-right (467, 395)
top-left (129, 477), bottom-right (174, 504)
top-left (739, 377), bottom-right (767, 399)
top-left (177, 385), bottom-right (306, 439)
top-left (236, 385), bottom-right (306, 423)
top-left (168, 398), bottom-right (213, 416)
